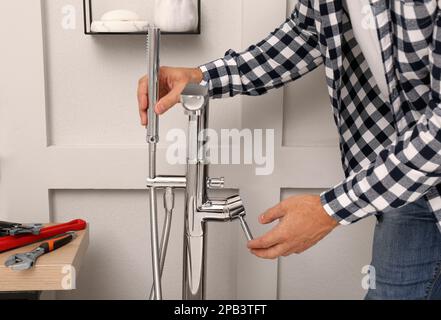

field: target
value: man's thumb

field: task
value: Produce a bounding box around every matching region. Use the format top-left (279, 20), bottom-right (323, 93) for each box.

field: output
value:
top-left (155, 82), bottom-right (186, 114)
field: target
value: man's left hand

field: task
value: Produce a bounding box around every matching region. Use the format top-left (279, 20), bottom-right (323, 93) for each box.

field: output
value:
top-left (248, 195), bottom-right (339, 259)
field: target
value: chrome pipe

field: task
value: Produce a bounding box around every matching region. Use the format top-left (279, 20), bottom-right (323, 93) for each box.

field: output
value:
top-left (148, 185), bottom-right (162, 300)
top-left (182, 87), bottom-right (209, 299)
top-left (149, 187), bottom-right (175, 300)
top-left (147, 25), bottom-right (162, 300)
top-left (146, 176), bottom-right (187, 189)
top-left (180, 85), bottom-right (254, 300)
top-left (239, 216), bottom-right (254, 242)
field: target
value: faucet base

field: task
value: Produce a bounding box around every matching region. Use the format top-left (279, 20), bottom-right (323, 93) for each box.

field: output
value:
top-left (183, 233), bottom-right (206, 300)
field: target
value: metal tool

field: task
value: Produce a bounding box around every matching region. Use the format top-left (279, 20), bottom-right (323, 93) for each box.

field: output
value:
top-left (145, 26), bottom-right (254, 300)
top-left (0, 221), bottom-right (43, 237)
top-left (0, 219), bottom-right (86, 253)
top-left (5, 232), bottom-right (77, 271)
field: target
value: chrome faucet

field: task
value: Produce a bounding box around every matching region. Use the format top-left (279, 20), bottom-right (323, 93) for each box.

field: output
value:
top-left (145, 26), bottom-right (253, 300)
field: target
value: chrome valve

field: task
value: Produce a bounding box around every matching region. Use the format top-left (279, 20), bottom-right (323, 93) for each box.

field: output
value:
top-left (207, 177), bottom-right (225, 189)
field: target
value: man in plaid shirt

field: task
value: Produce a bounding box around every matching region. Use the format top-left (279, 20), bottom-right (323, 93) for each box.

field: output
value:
top-left (138, 0), bottom-right (441, 299)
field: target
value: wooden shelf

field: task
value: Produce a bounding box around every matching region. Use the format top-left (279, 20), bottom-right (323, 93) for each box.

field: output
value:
top-left (0, 227), bottom-right (89, 292)
top-left (83, 0), bottom-right (201, 35)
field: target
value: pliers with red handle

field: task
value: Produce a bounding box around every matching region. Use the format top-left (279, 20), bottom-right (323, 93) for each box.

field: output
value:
top-left (4, 232), bottom-right (77, 271)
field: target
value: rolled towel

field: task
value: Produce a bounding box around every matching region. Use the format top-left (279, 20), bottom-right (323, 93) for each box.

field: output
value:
top-left (91, 20), bottom-right (149, 33)
top-left (101, 10), bottom-right (141, 21)
top-left (90, 9), bottom-right (148, 33)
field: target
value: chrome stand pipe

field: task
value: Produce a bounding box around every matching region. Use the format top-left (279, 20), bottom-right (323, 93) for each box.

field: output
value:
top-left (146, 25), bottom-right (162, 300)
top-left (145, 27), bottom-right (253, 301)
top-left (181, 85), bottom-right (254, 300)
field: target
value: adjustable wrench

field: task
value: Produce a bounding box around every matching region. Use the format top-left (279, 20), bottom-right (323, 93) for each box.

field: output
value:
top-left (5, 232), bottom-right (77, 271)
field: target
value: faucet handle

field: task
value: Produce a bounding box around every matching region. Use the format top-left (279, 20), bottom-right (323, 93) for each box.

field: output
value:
top-left (223, 195), bottom-right (254, 241)
top-left (238, 215), bottom-right (254, 241)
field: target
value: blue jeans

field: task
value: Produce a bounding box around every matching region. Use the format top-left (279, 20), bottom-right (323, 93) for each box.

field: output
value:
top-left (365, 198), bottom-right (441, 300)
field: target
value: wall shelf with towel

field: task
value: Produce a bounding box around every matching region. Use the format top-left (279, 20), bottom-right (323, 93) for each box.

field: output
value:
top-left (83, 0), bottom-right (201, 35)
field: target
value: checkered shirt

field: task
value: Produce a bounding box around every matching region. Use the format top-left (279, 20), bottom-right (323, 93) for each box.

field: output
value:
top-left (199, 0), bottom-right (441, 231)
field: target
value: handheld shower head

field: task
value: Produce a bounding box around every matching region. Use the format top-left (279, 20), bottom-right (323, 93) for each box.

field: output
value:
top-left (147, 25), bottom-right (161, 144)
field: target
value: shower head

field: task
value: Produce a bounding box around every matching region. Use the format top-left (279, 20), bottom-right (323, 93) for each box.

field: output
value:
top-left (146, 25), bottom-right (161, 144)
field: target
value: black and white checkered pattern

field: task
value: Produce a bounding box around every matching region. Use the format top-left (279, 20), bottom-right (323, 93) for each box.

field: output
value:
top-left (200, 0), bottom-right (441, 231)
top-left (200, 2), bottom-right (323, 98)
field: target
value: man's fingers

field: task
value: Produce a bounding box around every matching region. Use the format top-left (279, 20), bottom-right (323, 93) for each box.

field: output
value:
top-left (259, 203), bottom-right (287, 225)
top-left (139, 94), bottom-right (148, 125)
top-left (283, 250), bottom-right (297, 257)
top-left (247, 225), bottom-right (283, 250)
top-left (155, 81), bottom-right (187, 115)
top-left (137, 77), bottom-right (148, 125)
top-left (283, 247), bottom-right (301, 257)
top-left (250, 243), bottom-right (289, 260)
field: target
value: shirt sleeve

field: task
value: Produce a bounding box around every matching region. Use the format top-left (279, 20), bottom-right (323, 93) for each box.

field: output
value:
top-left (199, 1), bottom-right (323, 98)
top-left (320, 3), bottom-right (441, 225)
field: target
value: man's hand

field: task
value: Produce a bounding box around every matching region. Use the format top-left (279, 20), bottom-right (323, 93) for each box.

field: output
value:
top-left (137, 67), bottom-right (203, 125)
top-left (248, 195), bottom-right (339, 259)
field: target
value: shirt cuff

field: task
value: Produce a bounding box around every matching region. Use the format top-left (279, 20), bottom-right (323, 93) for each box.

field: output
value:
top-left (198, 58), bottom-right (233, 98)
top-left (198, 65), bottom-right (210, 87)
top-left (320, 182), bottom-right (371, 226)
top-left (199, 59), bottom-right (225, 89)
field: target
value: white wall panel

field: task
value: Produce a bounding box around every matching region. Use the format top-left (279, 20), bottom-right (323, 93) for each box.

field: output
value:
top-left (283, 69), bottom-right (339, 147)
top-left (278, 189), bottom-right (375, 300)
top-left (283, 0), bottom-right (338, 147)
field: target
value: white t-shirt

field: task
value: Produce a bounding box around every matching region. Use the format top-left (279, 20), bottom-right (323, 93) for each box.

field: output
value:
top-left (343, 0), bottom-right (389, 100)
